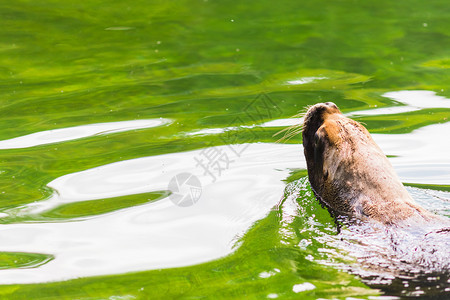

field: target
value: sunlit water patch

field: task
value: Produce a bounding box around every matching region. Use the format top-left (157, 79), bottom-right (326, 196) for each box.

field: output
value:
top-left (259, 89), bottom-right (450, 127)
top-left (1, 0), bottom-right (449, 297)
top-left (0, 143), bottom-right (303, 284)
top-left (350, 90), bottom-right (450, 116)
top-left (408, 187), bottom-right (450, 217)
top-left (0, 119), bottom-right (171, 149)
top-left (372, 122), bottom-right (450, 185)
top-left (0, 115), bottom-right (448, 287)
top-left (285, 76), bottom-right (327, 85)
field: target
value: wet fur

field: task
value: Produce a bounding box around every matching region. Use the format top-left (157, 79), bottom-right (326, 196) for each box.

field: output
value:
top-left (301, 102), bottom-right (436, 225)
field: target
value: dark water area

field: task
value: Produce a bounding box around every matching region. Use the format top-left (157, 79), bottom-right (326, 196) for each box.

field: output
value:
top-left (0, 0), bottom-right (449, 299)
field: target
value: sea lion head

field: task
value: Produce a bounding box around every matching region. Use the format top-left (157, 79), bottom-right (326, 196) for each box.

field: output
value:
top-left (302, 102), bottom-right (431, 224)
top-left (302, 102), bottom-right (342, 174)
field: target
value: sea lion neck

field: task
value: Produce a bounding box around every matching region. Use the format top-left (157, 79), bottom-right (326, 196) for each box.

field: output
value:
top-left (298, 102), bottom-right (450, 284)
top-left (302, 102), bottom-right (437, 225)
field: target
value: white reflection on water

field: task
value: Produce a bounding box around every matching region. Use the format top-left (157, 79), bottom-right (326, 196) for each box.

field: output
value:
top-left (0, 143), bottom-right (302, 284)
top-left (349, 90), bottom-right (450, 116)
top-left (372, 122), bottom-right (450, 185)
top-left (286, 76), bottom-right (327, 85)
top-left (261, 89), bottom-right (450, 127)
top-left (0, 91), bottom-right (448, 284)
top-left (0, 118), bottom-right (171, 149)
top-left (0, 120), bottom-right (448, 284)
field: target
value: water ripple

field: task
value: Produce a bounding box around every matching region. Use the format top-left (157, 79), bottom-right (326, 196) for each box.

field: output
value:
top-left (349, 90), bottom-right (450, 116)
top-left (0, 118), bottom-right (171, 149)
top-left (0, 143), bottom-right (302, 284)
top-left (260, 89), bottom-right (450, 127)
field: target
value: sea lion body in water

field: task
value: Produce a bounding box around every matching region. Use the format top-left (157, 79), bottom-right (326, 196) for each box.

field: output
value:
top-left (302, 102), bottom-right (440, 226)
top-left (301, 102), bottom-right (450, 280)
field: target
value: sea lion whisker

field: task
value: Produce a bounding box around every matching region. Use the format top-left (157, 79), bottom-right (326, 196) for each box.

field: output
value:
top-left (273, 111), bottom-right (307, 143)
top-left (277, 125), bottom-right (303, 136)
top-left (274, 103), bottom-right (340, 143)
top-left (274, 126), bottom-right (303, 143)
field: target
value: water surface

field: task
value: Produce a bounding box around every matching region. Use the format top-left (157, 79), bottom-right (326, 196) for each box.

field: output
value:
top-left (0, 0), bottom-right (449, 299)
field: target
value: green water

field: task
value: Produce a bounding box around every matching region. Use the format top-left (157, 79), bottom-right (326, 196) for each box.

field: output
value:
top-left (0, 0), bottom-right (449, 299)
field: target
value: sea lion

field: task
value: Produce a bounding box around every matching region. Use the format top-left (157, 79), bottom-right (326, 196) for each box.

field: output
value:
top-left (302, 102), bottom-right (439, 226)
top-left (299, 102), bottom-right (450, 295)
